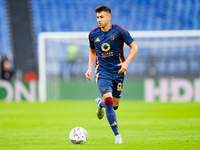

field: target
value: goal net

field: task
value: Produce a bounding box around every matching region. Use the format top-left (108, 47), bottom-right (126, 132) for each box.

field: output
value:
top-left (38, 30), bottom-right (200, 102)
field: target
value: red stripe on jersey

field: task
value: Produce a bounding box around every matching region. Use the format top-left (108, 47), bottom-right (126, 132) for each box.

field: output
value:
top-left (112, 24), bottom-right (128, 34)
top-left (89, 27), bottom-right (99, 41)
top-left (115, 29), bottom-right (125, 62)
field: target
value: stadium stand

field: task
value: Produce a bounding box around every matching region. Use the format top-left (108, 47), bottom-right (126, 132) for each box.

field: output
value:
top-left (0, 0), bottom-right (200, 77)
top-left (30, 0), bottom-right (200, 34)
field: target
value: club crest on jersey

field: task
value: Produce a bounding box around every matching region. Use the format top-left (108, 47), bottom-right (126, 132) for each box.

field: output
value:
top-left (95, 38), bottom-right (100, 42)
top-left (102, 87), bottom-right (106, 92)
top-left (101, 43), bottom-right (110, 52)
top-left (110, 34), bottom-right (115, 40)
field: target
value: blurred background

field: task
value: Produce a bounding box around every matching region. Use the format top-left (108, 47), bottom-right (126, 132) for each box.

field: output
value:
top-left (0, 0), bottom-right (200, 101)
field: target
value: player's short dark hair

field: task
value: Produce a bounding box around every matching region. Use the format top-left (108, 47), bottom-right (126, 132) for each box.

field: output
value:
top-left (95, 6), bottom-right (111, 14)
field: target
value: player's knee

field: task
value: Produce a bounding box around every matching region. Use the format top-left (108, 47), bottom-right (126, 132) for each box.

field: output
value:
top-left (113, 106), bottom-right (118, 110)
top-left (104, 97), bottom-right (113, 105)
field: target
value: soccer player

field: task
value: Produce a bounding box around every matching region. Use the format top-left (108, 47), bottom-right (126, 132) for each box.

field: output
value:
top-left (85, 6), bottom-right (138, 144)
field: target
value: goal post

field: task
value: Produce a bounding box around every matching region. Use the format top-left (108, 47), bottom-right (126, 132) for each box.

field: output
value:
top-left (38, 32), bottom-right (88, 102)
top-left (38, 30), bottom-right (200, 102)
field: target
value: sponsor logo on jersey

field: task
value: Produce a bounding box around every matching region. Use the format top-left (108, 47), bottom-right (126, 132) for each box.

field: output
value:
top-left (95, 38), bottom-right (100, 42)
top-left (101, 43), bottom-right (110, 51)
top-left (102, 52), bottom-right (113, 57)
top-left (110, 34), bottom-right (116, 40)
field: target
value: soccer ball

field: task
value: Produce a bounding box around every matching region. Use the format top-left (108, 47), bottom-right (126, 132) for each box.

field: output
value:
top-left (69, 127), bottom-right (88, 144)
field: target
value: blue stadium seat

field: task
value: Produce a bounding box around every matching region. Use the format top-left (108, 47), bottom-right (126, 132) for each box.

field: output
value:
top-left (168, 60), bottom-right (177, 74)
top-left (178, 60), bottom-right (187, 73)
top-left (190, 60), bottom-right (199, 73)
top-left (156, 59), bottom-right (167, 74)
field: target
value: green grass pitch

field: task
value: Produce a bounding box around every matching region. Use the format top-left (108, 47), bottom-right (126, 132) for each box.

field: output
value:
top-left (0, 100), bottom-right (200, 150)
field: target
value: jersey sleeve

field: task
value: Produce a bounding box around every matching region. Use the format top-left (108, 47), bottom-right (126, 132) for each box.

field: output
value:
top-left (119, 27), bottom-right (134, 46)
top-left (88, 33), bottom-right (95, 49)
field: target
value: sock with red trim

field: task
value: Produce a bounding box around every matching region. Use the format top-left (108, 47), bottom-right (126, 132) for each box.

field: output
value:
top-left (104, 97), bottom-right (119, 136)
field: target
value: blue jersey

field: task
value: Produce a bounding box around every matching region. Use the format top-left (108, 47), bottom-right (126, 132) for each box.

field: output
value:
top-left (89, 24), bottom-right (134, 78)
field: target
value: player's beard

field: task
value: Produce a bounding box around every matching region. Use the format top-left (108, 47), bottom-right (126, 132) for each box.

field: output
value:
top-left (99, 21), bottom-right (108, 29)
top-left (98, 22), bottom-right (103, 27)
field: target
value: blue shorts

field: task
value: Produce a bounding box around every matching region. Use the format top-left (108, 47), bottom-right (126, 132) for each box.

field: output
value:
top-left (96, 75), bottom-right (124, 98)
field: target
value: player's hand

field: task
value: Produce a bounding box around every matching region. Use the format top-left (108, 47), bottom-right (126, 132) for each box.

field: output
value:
top-left (85, 69), bottom-right (92, 81)
top-left (118, 62), bottom-right (128, 74)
